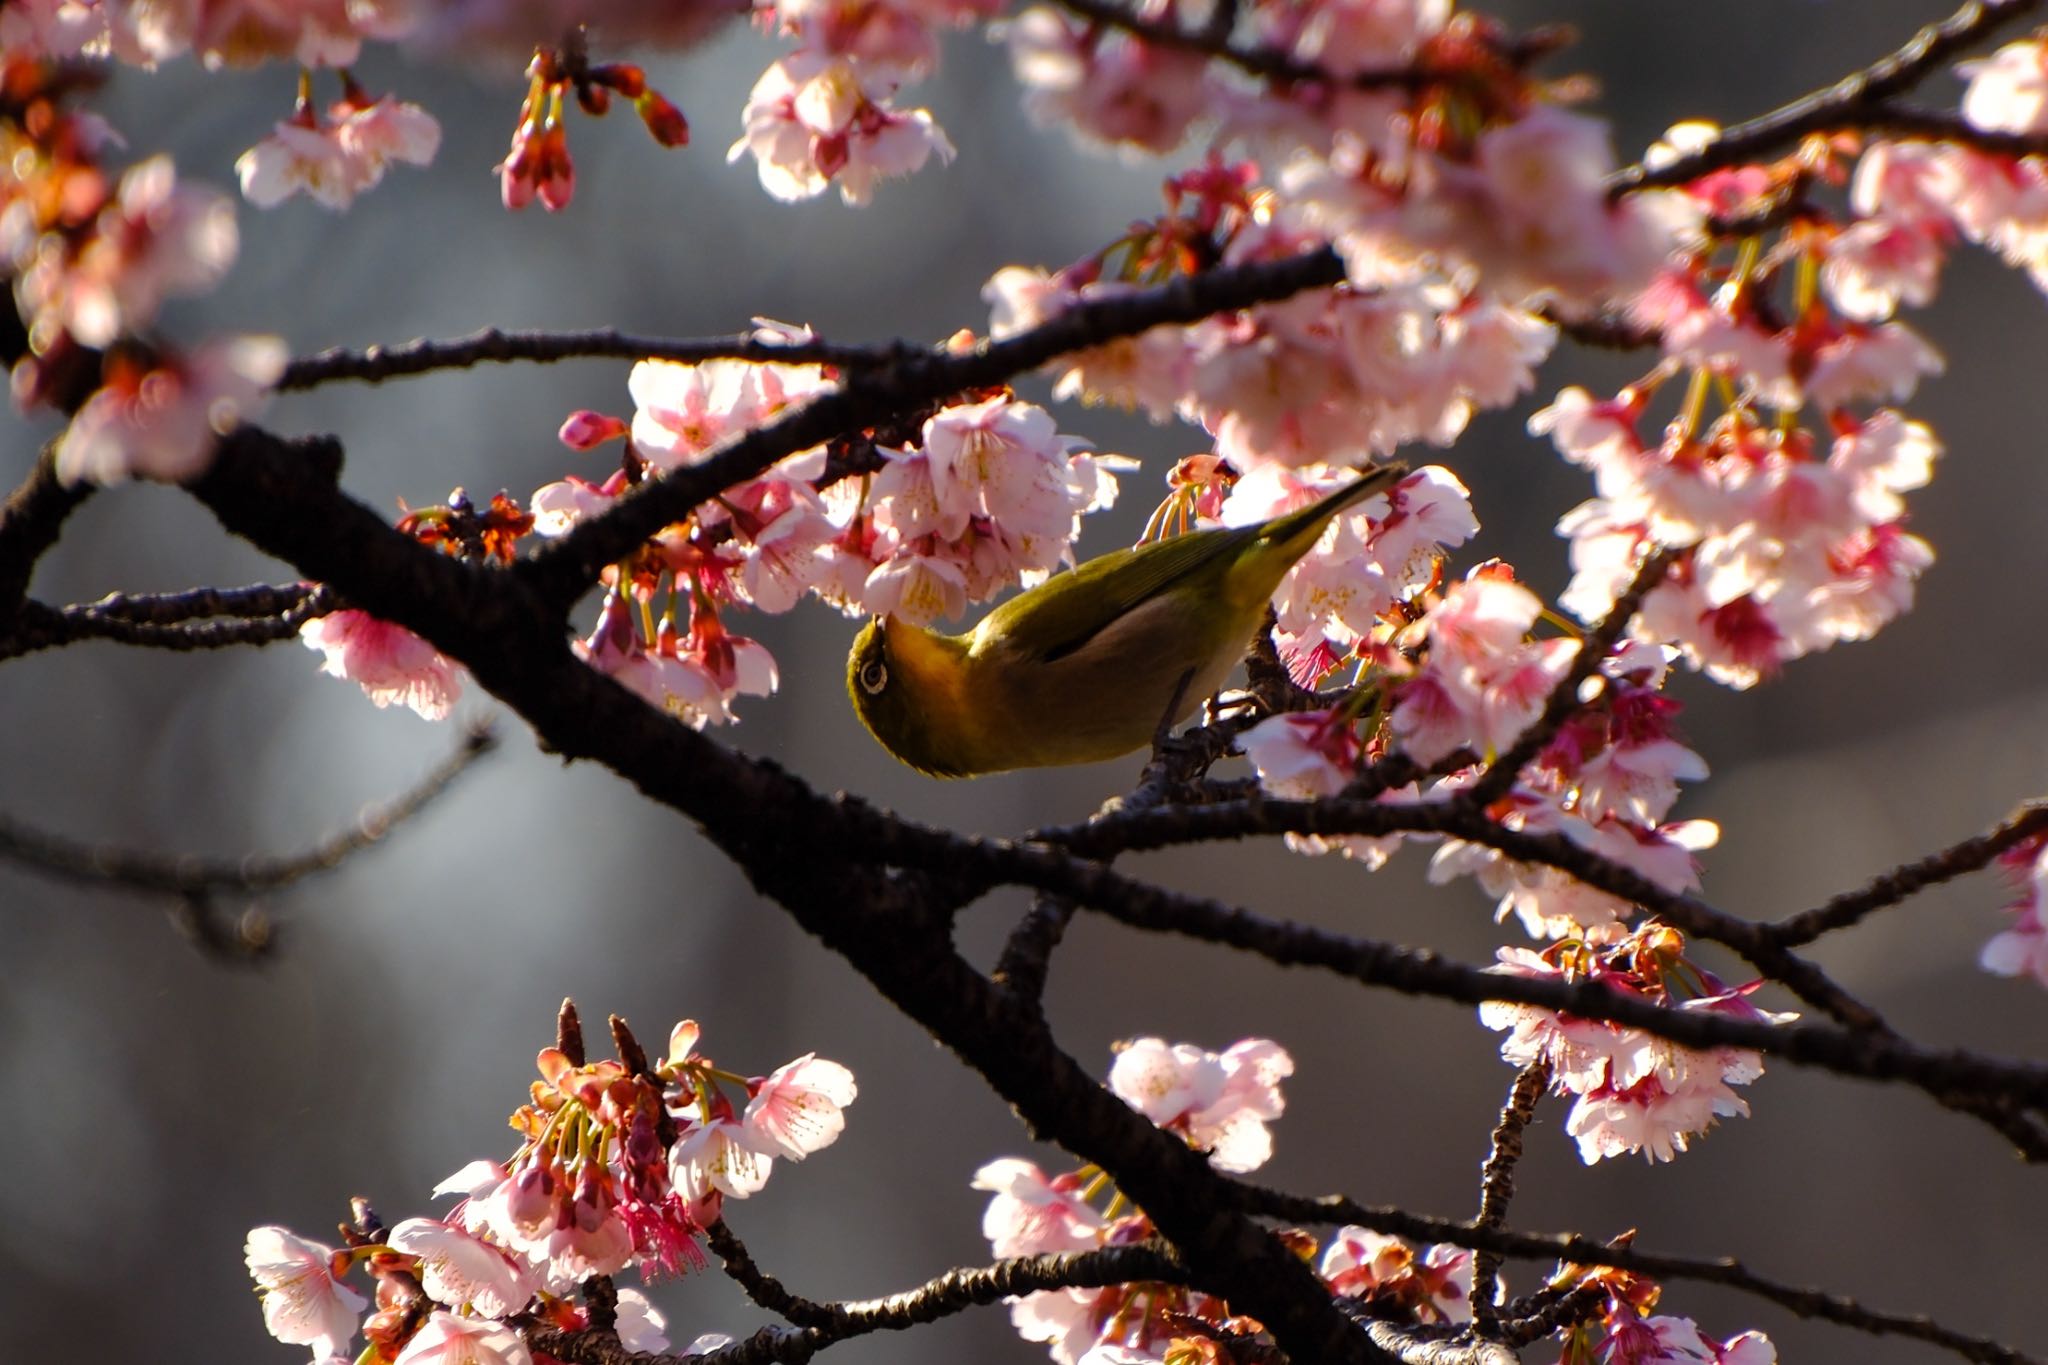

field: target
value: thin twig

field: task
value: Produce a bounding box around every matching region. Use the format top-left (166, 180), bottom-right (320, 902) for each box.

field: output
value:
top-left (1236, 1186), bottom-right (2038, 1365)
top-left (0, 723), bottom-right (496, 902)
top-left (1608, 0), bottom-right (2044, 194)
top-left (1468, 1062), bottom-right (1550, 1329)
top-left (1, 585), bottom-right (335, 660)
top-left (1460, 548), bottom-right (1675, 810)
top-left (1769, 800), bottom-right (2048, 946)
top-left (277, 327), bottom-right (910, 391)
top-left (529, 1243), bottom-right (1196, 1365)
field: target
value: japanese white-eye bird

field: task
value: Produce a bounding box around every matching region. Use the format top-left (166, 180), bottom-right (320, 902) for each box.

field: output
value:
top-left (847, 461), bottom-right (1408, 777)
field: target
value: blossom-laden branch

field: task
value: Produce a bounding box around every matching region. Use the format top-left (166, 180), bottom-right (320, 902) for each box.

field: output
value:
top-left (276, 326), bottom-right (912, 393)
top-left (1608, 0), bottom-right (2045, 194)
top-left (1236, 1187), bottom-right (2039, 1365)
top-left (1048, 0), bottom-right (1571, 93)
top-left (1460, 547), bottom-right (1676, 810)
top-left (0, 723), bottom-right (496, 960)
top-left (518, 245), bottom-right (1348, 610)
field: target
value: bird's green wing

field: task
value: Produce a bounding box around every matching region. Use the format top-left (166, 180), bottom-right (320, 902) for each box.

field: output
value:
top-left (971, 525), bottom-right (1257, 665)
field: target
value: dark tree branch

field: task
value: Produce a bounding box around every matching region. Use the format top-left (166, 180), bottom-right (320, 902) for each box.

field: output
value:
top-left (990, 781), bottom-right (1889, 1030)
top-left (1769, 799), bottom-right (2048, 946)
top-left (535, 1243), bottom-right (1195, 1365)
top-left (0, 722), bottom-right (495, 903)
top-left (1235, 1187), bottom-right (2039, 1365)
top-left (1, 584), bottom-right (334, 660)
top-left (276, 327), bottom-right (911, 392)
top-left (1467, 1061), bottom-right (1549, 1329)
top-left (1608, 0), bottom-right (2044, 194)
top-left (706, 1220), bottom-right (841, 1329)
top-left (1052, 0), bottom-right (1571, 95)
top-left (995, 708), bottom-right (1258, 1005)
top-left (63, 581), bottom-right (321, 623)
top-left (0, 441), bottom-right (92, 615)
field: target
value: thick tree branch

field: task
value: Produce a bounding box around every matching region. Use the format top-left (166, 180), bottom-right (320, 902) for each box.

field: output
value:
top-left (189, 427), bottom-right (1398, 1365)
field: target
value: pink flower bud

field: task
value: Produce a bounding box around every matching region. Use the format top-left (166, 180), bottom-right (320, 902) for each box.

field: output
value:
top-left (558, 409), bottom-right (628, 450)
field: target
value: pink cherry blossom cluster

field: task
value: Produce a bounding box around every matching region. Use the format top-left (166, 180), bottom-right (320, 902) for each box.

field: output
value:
top-left (246, 1015), bottom-right (852, 1364)
top-left (1542, 1266), bottom-right (1777, 1365)
top-left (1567, 1313), bottom-right (1776, 1365)
top-left (732, 0), bottom-right (998, 204)
top-left (984, 168), bottom-right (1560, 480)
top-left (1002, 0), bottom-right (1696, 318)
top-left (0, 0), bottom-right (415, 68)
top-left (1219, 462), bottom-right (1478, 681)
top-left (238, 77), bottom-right (440, 212)
top-left (972, 1037), bottom-right (1295, 1365)
top-left (0, 68), bottom-right (286, 484)
top-left (1418, 630), bottom-right (1717, 945)
top-left (1239, 567), bottom-right (1715, 942)
top-left (525, 352), bottom-right (1122, 722)
top-left (1317, 1226), bottom-right (1471, 1326)
top-left (1538, 391), bottom-right (1940, 691)
top-left (1481, 924), bottom-right (1795, 1164)
top-left (2, 2), bottom-right (440, 213)
top-left (975, 1038), bottom-right (1494, 1363)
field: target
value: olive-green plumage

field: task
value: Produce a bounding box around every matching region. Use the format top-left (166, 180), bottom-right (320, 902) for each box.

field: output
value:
top-left (847, 461), bottom-right (1408, 777)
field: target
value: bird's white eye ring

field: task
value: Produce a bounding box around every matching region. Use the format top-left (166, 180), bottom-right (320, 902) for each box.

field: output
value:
top-left (860, 659), bottom-right (888, 694)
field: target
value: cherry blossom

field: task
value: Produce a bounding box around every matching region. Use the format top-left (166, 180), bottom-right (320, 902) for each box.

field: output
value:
top-left (1008, 9), bottom-right (1214, 155)
top-left (300, 609), bottom-right (465, 721)
top-left (1597, 1313), bottom-right (1777, 1365)
top-left (670, 1115), bottom-right (776, 1200)
top-left (14, 155), bottom-right (238, 349)
top-left (391, 1312), bottom-right (532, 1365)
top-left (1980, 835), bottom-right (2048, 988)
top-left (971, 1158), bottom-right (1107, 1258)
top-left (1480, 927), bottom-right (1795, 1163)
top-left (744, 1053), bottom-right (858, 1160)
top-left (53, 335), bottom-right (286, 485)
top-left (1107, 1037), bottom-right (1291, 1172)
top-left (386, 1218), bottom-right (535, 1319)
top-left (1958, 38), bottom-right (2048, 135)
top-left (616, 1289), bottom-right (672, 1353)
top-left (244, 1226), bottom-right (367, 1360)
top-left (1318, 1227), bottom-right (1471, 1324)
top-left (239, 95), bottom-right (439, 210)
top-left (730, 51), bottom-right (953, 205)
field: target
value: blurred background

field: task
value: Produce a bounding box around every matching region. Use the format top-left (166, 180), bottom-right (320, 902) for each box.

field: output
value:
top-left (3, 2), bottom-right (2045, 1361)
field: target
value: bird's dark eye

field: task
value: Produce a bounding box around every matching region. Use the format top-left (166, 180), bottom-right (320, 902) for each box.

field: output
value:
top-left (859, 659), bottom-right (888, 694)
